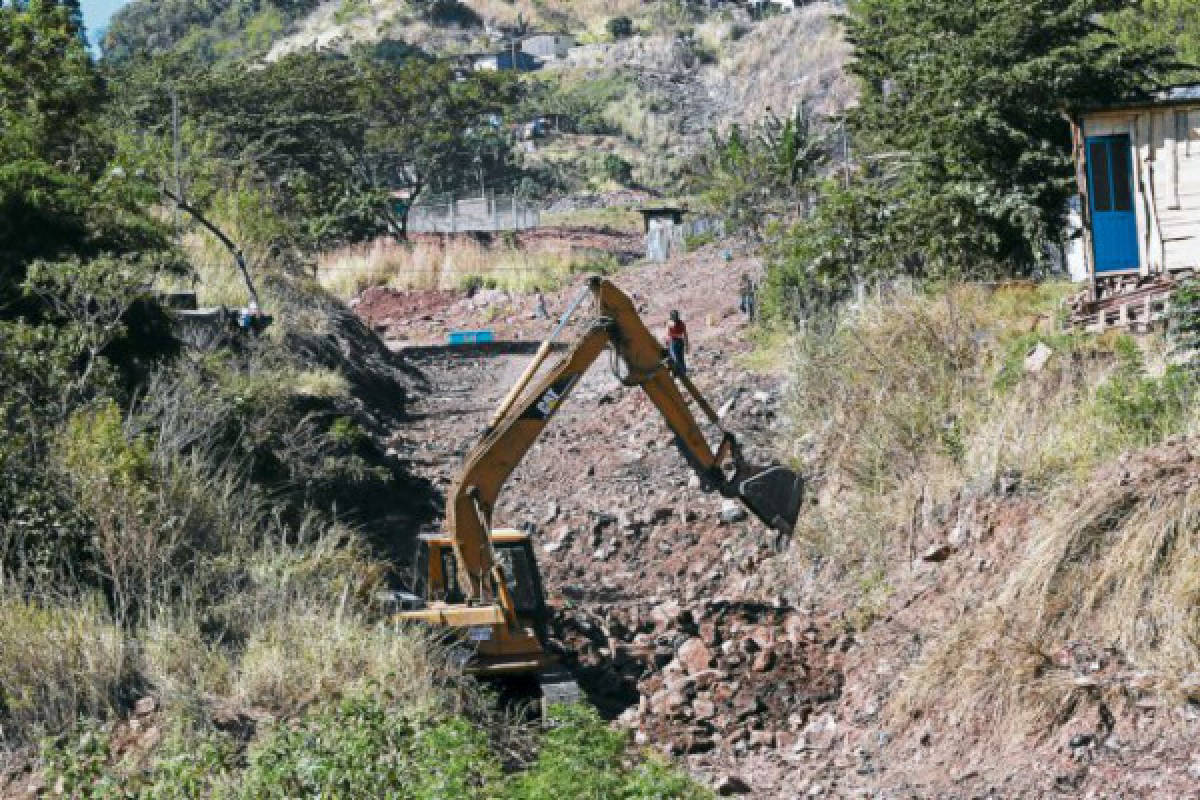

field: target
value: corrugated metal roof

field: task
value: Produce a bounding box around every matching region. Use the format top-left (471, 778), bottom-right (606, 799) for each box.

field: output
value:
top-left (1156, 84), bottom-right (1200, 102)
top-left (1078, 84), bottom-right (1200, 114)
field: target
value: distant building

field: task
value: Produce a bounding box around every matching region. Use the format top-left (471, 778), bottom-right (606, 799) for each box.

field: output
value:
top-left (466, 50), bottom-right (541, 72)
top-left (521, 33), bottom-right (575, 61)
top-left (640, 207), bottom-right (688, 263)
top-left (1067, 84), bottom-right (1200, 281)
top-left (745, 0), bottom-right (800, 12)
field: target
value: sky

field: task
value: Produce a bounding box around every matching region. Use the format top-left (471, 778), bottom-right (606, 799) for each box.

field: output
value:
top-left (80, 0), bottom-right (128, 48)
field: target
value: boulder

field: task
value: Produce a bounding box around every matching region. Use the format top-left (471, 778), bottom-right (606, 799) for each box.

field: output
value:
top-left (1024, 341), bottom-right (1053, 373)
top-left (751, 650), bottom-right (775, 672)
top-left (803, 712), bottom-right (839, 750)
top-left (921, 543), bottom-right (957, 563)
top-left (749, 729), bottom-right (776, 748)
top-left (677, 637), bottom-right (714, 675)
top-left (719, 500), bottom-right (748, 524)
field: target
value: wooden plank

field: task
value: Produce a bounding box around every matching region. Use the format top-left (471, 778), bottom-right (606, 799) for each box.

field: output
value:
top-left (1158, 217), bottom-right (1200, 238)
top-left (1164, 239), bottom-right (1200, 269)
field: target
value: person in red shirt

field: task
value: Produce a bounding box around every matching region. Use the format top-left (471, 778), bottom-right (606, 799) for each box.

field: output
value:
top-left (665, 310), bottom-right (689, 377)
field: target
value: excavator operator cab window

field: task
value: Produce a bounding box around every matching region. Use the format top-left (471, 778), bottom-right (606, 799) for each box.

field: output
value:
top-left (437, 549), bottom-right (465, 605)
top-left (494, 541), bottom-right (545, 617)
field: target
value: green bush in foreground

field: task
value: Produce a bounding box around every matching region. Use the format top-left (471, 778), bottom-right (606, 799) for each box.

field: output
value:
top-left (42, 697), bottom-right (711, 800)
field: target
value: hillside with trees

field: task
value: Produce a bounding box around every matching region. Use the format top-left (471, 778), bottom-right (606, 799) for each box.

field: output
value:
top-left (8, 0), bottom-right (1200, 796)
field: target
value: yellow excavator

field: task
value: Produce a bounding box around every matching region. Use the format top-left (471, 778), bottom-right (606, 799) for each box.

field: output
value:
top-left (396, 276), bottom-right (803, 701)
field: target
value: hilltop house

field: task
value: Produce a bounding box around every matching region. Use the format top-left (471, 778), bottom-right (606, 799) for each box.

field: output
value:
top-left (521, 32), bottom-right (575, 61)
top-left (1068, 84), bottom-right (1200, 283)
top-left (466, 50), bottom-right (540, 72)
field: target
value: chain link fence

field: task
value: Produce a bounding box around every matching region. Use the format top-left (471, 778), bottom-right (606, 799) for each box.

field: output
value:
top-left (408, 190), bottom-right (540, 234)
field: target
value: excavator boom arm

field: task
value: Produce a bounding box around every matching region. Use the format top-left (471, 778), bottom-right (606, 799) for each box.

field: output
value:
top-left (445, 277), bottom-right (802, 606)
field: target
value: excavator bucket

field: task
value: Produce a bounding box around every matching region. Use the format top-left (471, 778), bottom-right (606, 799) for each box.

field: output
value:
top-left (734, 465), bottom-right (804, 541)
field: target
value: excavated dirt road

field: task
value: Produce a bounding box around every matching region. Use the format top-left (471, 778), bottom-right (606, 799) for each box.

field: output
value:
top-left (363, 240), bottom-right (1200, 798)
top-left (366, 244), bottom-right (848, 796)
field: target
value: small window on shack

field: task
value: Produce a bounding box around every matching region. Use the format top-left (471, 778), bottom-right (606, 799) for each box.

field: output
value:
top-left (1111, 143), bottom-right (1134, 212)
top-left (1090, 140), bottom-right (1113, 212)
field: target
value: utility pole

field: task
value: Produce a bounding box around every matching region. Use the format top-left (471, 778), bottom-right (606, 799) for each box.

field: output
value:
top-left (841, 116), bottom-right (851, 189)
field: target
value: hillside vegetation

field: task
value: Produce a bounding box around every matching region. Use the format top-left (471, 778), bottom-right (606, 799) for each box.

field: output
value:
top-left (1, 3), bottom-right (706, 796)
top-left (10, 0), bottom-right (1200, 794)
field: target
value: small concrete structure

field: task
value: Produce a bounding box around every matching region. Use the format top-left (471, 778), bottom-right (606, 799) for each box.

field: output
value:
top-left (640, 207), bottom-right (688, 263)
top-left (466, 50), bottom-right (540, 72)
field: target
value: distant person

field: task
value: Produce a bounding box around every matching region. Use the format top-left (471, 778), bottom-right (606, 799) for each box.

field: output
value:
top-left (665, 310), bottom-right (689, 377)
top-left (535, 289), bottom-right (549, 319)
top-left (739, 273), bottom-right (756, 319)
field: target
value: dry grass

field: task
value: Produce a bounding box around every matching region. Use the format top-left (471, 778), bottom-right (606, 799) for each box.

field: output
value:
top-left (712, 3), bottom-right (855, 124)
top-left (896, 466), bottom-right (1200, 739)
top-left (464, 0), bottom-right (644, 33)
top-left (784, 282), bottom-right (1178, 582)
top-left (234, 612), bottom-right (442, 714)
top-left (316, 236), bottom-right (617, 299)
top-left (539, 207), bottom-right (642, 233)
top-left (0, 594), bottom-right (130, 745)
top-left (290, 368), bottom-right (350, 399)
top-left (782, 280), bottom-right (1200, 743)
top-left (108, 516), bottom-right (444, 726)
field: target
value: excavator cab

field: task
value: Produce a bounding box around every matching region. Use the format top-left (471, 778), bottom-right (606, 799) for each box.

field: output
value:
top-left (408, 531), bottom-right (553, 676)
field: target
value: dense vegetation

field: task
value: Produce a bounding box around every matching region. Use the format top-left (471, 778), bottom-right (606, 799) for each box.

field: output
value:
top-left (684, 0), bottom-right (1183, 321)
top-left (44, 701), bottom-right (709, 799)
top-left (101, 0), bottom-right (322, 62)
top-left (0, 3), bottom-right (706, 795)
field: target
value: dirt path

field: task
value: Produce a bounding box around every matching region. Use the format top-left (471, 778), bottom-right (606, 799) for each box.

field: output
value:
top-left (363, 242), bottom-right (851, 796)
top-left (362, 241), bottom-right (1200, 798)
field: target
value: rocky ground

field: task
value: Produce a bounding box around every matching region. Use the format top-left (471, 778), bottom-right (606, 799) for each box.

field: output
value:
top-left (358, 237), bottom-right (1200, 798)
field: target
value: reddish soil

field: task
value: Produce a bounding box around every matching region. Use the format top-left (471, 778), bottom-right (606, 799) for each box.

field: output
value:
top-left (363, 239), bottom-right (1200, 797)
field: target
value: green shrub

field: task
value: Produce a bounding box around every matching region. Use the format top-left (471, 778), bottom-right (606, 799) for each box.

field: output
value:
top-left (684, 231), bottom-right (716, 252)
top-left (606, 16), bottom-right (634, 40)
top-left (499, 704), bottom-right (711, 800)
top-left (41, 696), bottom-right (710, 800)
top-left (600, 153), bottom-right (633, 185)
top-left (241, 694), bottom-right (499, 799)
top-left (1094, 356), bottom-right (1192, 448)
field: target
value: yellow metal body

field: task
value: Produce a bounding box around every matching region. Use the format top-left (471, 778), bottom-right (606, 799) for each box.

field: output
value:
top-left (403, 531), bottom-right (551, 675)
top-left (396, 277), bottom-right (800, 678)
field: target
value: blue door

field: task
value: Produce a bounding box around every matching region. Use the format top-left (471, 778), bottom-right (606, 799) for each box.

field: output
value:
top-left (1086, 135), bottom-right (1139, 272)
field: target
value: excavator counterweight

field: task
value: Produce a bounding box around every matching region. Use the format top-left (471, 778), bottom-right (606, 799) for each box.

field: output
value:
top-left (395, 276), bottom-right (805, 698)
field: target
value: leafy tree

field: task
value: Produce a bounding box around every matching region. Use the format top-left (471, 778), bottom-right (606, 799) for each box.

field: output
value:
top-left (1108, 1), bottom-right (1200, 82)
top-left (360, 57), bottom-right (520, 237)
top-left (841, 0), bottom-right (1173, 279)
top-left (0, 0), bottom-right (167, 313)
top-left (108, 51), bottom-right (519, 247)
top-left (606, 15), bottom-right (633, 40)
top-left (101, 0), bottom-right (321, 63)
top-left (695, 104), bottom-right (829, 234)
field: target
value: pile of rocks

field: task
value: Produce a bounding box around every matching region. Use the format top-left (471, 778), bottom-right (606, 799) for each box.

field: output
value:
top-left (553, 599), bottom-right (843, 759)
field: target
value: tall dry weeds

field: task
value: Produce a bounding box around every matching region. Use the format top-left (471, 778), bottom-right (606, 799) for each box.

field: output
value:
top-left (316, 236), bottom-right (616, 300)
top-left (785, 283), bottom-right (1184, 598)
top-left (895, 453), bottom-right (1200, 739)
